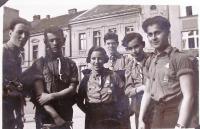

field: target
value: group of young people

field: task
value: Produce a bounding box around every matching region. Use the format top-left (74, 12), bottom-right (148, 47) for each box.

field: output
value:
top-left (3, 15), bottom-right (198, 129)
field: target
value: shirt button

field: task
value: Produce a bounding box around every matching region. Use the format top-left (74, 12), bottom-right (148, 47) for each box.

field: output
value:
top-left (151, 94), bottom-right (154, 97)
top-left (152, 78), bottom-right (155, 81)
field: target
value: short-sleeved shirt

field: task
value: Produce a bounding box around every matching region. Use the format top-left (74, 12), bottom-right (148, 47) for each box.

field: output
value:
top-left (104, 52), bottom-right (126, 71)
top-left (23, 56), bottom-right (79, 121)
top-left (124, 53), bottom-right (148, 97)
top-left (85, 68), bottom-right (124, 103)
top-left (145, 46), bottom-right (194, 102)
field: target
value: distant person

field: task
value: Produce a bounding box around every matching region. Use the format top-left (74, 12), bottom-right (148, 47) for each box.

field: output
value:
top-left (122, 32), bottom-right (151, 129)
top-left (22, 26), bottom-right (78, 129)
top-left (3, 18), bottom-right (30, 129)
top-left (104, 32), bottom-right (131, 129)
top-left (76, 46), bottom-right (128, 129)
top-left (138, 16), bottom-right (195, 129)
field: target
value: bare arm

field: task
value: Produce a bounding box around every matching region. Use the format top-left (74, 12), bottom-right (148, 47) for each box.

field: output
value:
top-left (177, 74), bottom-right (194, 127)
top-left (138, 79), bottom-right (152, 129)
top-left (34, 80), bottom-right (66, 126)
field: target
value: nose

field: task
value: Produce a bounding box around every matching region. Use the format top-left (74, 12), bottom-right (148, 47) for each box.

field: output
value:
top-left (94, 58), bottom-right (100, 64)
top-left (21, 33), bottom-right (25, 38)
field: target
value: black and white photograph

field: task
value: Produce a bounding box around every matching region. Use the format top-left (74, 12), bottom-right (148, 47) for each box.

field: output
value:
top-left (1, 0), bottom-right (199, 129)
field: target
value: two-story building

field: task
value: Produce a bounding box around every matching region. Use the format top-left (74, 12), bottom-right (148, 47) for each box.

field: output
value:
top-left (3, 5), bottom-right (198, 80)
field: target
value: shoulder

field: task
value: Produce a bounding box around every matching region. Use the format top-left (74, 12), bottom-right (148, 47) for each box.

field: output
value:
top-left (170, 48), bottom-right (192, 64)
top-left (63, 57), bottom-right (77, 66)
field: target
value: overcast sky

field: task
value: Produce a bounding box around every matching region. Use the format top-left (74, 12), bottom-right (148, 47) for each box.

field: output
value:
top-left (1, 0), bottom-right (199, 21)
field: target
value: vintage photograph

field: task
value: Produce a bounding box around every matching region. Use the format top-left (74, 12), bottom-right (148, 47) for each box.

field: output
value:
top-left (1, 0), bottom-right (199, 129)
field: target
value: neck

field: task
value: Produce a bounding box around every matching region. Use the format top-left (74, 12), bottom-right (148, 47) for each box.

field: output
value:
top-left (156, 43), bottom-right (170, 54)
top-left (135, 52), bottom-right (145, 62)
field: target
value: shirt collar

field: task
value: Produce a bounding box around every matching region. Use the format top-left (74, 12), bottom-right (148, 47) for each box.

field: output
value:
top-left (153, 45), bottom-right (173, 57)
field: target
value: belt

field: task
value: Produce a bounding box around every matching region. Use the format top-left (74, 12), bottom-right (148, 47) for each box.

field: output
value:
top-left (154, 95), bottom-right (182, 105)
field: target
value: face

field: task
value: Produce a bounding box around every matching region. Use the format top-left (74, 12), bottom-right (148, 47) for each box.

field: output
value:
top-left (9, 23), bottom-right (30, 49)
top-left (105, 39), bottom-right (118, 55)
top-left (46, 33), bottom-right (64, 54)
top-left (125, 38), bottom-right (144, 58)
top-left (146, 24), bottom-right (169, 51)
top-left (90, 51), bottom-right (105, 72)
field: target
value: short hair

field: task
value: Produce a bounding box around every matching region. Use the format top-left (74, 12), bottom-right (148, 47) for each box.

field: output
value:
top-left (44, 26), bottom-right (65, 44)
top-left (9, 17), bottom-right (30, 30)
top-left (122, 32), bottom-right (145, 47)
top-left (142, 16), bottom-right (171, 33)
top-left (86, 46), bottom-right (109, 63)
top-left (104, 32), bottom-right (119, 44)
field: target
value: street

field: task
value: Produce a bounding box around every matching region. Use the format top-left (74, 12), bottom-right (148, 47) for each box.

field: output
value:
top-left (23, 98), bottom-right (136, 129)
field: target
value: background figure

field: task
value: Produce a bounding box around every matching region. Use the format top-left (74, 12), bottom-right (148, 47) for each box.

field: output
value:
top-left (76, 46), bottom-right (128, 129)
top-left (138, 16), bottom-right (197, 129)
top-left (103, 32), bottom-right (131, 129)
top-left (22, 26), bottom-right (78, 129)
top-left (122, 32), bottom-right (152, 129)
top-left (3, 18), bottom-right (30, 129)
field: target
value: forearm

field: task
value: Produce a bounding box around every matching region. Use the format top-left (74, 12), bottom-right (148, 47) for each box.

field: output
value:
top-left (43, 105), bottom-right (60, 119)
top-left (51, 85), bottom-right (76, 100)
top-left (177, 95), bottom-right (194, 127)
top-left (139, 91), bottom-right (151, 121)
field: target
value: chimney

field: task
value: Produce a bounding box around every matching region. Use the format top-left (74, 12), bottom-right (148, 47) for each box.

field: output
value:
top-left (46, 15), bottom-right (50, 19)
top-left (33, 15), bottom-right (40, 21)
top-left (68, 8), bottom-right (77, 14)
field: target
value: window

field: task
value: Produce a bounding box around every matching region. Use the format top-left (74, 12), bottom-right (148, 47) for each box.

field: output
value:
top-left (150, 5), bottom-right (157, 10)
top-left (188, 38), bottom-right (195, 48)
top-left (182, 30), bottom-right (199, 49)
top-left (79, 33), bottom-right (87, 50)
top-left (93, 31), bottom-right (101, 46)
top-left (32, 45), bottom-right (38, 60)
top-left (186, 6), bottom-right (193, 16)
top-left (80, 65), bottom-right (87, 79)
top-left (125, 26), bottom-right (134, 34)
top-left (180, 6), bottom-right (198, 16)
top-left (62, 47), bottom-right (65, 56)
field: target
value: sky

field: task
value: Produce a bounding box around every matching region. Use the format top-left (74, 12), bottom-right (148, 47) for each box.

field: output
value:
top-left (1, 0), bottom-right (200, 21)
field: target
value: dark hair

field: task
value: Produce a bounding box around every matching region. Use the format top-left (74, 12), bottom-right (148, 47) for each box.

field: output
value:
top-left (44, 26), bottom-right (65, 44)
top-left (86, 46), bottom-right (109, 63)
top-left (142, 16), bottom-right (171, 33)
top-left (122, 32), bottom-right (145, 47)
top-left (104, 32), bottom-right (118, 44)
top-left (9, 18), bottom-right (30, 30)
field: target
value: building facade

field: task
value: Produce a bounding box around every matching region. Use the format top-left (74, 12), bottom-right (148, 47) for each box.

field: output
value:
top-left (3, 5), bottom-right (199, 80)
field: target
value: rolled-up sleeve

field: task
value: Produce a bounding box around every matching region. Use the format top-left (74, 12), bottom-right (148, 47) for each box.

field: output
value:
top-left (175, 54), bottom-right (194, 77)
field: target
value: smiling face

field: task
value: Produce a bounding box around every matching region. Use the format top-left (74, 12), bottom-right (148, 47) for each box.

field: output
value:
top-left (9, 23), bottom-right (30, 49)
top-left (126, 38), bottom-right (144, 58)
top-left (90, 51), bottom-right (105, 72)
top-left (146, 24), bottom-right (169, 52)
top-left (105, 39), bottom-right (118, 55)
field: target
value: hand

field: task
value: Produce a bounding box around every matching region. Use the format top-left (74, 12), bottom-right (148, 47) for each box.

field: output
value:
top-left (38, 93), bottom-right (54, 105)
top-left (137, 85), bottom-right (145, 93)
top-left (54, 116), bottom-right (66, 126)
top-left (138, 120), bottom-right (146, 129)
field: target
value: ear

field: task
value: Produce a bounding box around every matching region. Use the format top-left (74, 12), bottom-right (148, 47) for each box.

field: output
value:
top-left (61, 37), bottom-right (66, 46)
top-left (9, 30), bottom-right (13, 38)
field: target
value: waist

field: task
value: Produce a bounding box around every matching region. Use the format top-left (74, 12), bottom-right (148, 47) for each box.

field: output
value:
top-left (154, 95), bottom-right (182, 105)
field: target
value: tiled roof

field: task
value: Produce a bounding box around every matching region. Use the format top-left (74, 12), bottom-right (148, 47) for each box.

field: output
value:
top-left (71, 5), bottom-right (141, 22)
top-left (31, 10), bottom-right (85, 34)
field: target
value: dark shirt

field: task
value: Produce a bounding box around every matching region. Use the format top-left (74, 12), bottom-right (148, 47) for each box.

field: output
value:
top-left (145, 46), bottom-right (194, 102)
top-left (23, 56), bottom-right (79, 121)
top-left (3, 43), bottom-right (22, 87)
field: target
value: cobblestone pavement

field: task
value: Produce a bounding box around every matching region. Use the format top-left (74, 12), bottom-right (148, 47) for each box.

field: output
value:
top-left (24, 99), bottom-right (136, 129)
